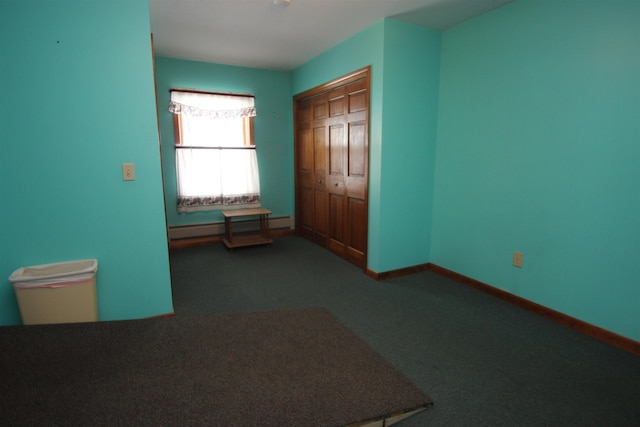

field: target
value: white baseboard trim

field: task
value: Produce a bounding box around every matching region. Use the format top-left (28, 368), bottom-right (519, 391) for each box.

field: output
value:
top-left (168, 216), bottom-right (294, 240)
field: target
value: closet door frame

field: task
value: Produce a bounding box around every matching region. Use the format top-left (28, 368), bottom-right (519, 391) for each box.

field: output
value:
top-left (293, 66), bottom-right (370, 269)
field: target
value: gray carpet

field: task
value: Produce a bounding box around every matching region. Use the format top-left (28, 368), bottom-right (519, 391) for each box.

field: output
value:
top-left (170, 236), bottom-right (640, 426)
top-left (0, 308), bottom-right (431, 426)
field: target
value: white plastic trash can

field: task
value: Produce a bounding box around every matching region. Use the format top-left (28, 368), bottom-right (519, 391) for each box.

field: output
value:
top-left (9, 259), bottom-right (98, 325)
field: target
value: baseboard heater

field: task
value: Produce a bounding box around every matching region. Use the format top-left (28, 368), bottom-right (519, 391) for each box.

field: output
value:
top-left (168, 216), bottom-right (294, 240)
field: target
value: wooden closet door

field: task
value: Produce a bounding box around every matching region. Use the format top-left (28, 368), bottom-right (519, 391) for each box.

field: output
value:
top-left (343, 79), bottom-right (368, 266)
top-left (294, 67), bottom-right (370, 269)
top-left (311, 94), bottom-right (329, 246)
top-left (296, 94), bottom-right (330, 246)
top-left (326, 87), bottom-right (346, 255)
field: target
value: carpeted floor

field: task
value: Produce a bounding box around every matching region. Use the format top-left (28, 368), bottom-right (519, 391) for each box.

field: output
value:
top-left (0, 307), bottom-right (431, 426)
top-left (169, 236), bottom-right (640, 426)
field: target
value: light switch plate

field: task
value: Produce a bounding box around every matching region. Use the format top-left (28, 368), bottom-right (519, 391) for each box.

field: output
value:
top-left (513, 251), bottom-right (523, 268)
top-left (122, 163), bottom-right (135, 181)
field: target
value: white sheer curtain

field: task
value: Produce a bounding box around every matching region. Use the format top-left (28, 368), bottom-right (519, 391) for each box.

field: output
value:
top-left (170, 90), bottom-right (261, 212)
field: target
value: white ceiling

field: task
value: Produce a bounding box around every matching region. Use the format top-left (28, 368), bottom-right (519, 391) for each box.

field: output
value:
top-left (149, 0), bottom-right (514, 71)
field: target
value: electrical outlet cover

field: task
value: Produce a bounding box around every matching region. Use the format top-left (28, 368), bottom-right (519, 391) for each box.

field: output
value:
top-left (122, 163), bottom-right (135, 181)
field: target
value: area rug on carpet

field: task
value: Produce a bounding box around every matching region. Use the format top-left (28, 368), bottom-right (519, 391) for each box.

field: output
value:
top-left (0, 308), bottom-right (432, 426)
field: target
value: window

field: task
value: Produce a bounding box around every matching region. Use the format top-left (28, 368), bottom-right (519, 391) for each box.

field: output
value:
top-left (169, 90), bottom-right (261, 212)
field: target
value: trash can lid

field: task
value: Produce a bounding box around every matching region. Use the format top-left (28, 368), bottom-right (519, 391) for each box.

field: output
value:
top-left (9, 259), bottom-right (98, 285)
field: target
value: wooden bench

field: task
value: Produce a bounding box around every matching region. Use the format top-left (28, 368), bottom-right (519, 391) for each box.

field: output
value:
top-left (221, 208), bottom-right (272, 249)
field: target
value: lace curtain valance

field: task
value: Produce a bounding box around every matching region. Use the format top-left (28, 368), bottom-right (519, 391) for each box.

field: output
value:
top-left (169, 90), bottom-right (256, 119)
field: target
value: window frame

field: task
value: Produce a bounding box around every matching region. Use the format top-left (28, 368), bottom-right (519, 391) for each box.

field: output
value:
top-left (170, 90), bottom-right (260, 212)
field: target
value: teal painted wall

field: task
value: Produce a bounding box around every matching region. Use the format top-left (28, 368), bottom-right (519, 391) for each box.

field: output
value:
top-left (293, 20), bottom-right (441, 273)
top-left (291, 20), bottom-right (384, 96)
top-left (432, 0), bottom-right (640, 340)
top-left (154, 57), bottom-right (294, 226)
top-left (0, 0), bottom-right (174, 324)
top-left (379, 20), bottom-right (440, 272)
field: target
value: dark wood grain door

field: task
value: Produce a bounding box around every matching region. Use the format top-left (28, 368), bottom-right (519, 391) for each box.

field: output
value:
top-left (343, 79), bottom-right (368, 266)
top-left (295, 67), bottom-right (370, 269)
top-left (312, 94), bottom-right (329, 246)
top-left (296, 97), bottom-right (315, 241)
top-left (326, 86), bottom-right (347, 255)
